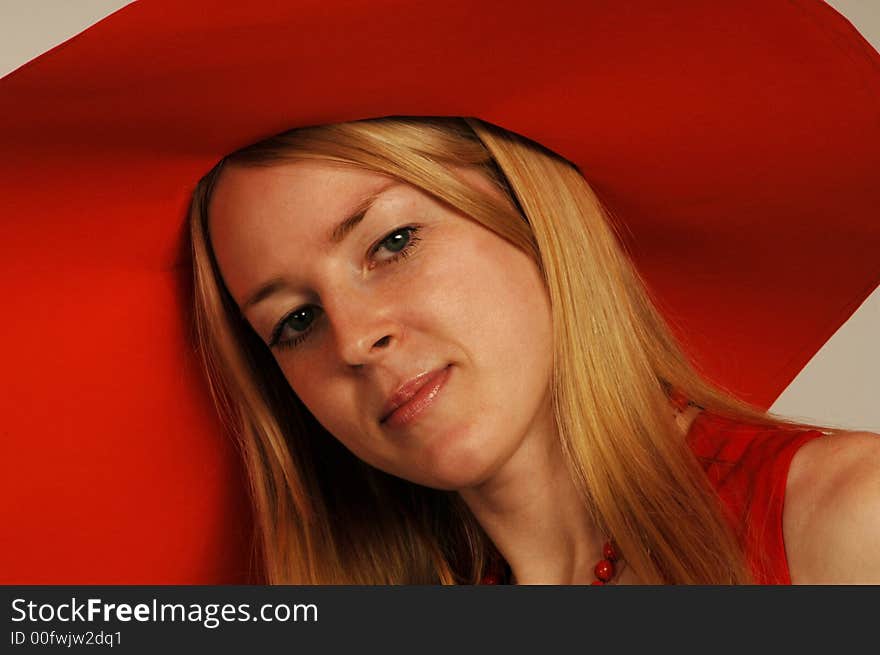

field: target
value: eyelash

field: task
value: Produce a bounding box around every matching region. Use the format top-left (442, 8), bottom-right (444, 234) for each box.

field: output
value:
top-left (268, 225), bottom-right (423, 351)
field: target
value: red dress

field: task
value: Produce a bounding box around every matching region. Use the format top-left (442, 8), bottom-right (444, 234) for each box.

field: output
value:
top-left (686, 411), bottom-right (826, 584)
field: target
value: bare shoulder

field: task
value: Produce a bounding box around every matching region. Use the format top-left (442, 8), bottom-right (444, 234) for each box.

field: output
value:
top-left (784, 429), bottom-right (880, 584)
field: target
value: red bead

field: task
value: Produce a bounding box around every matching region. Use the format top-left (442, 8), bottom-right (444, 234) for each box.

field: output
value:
top-left (481, 537), bottom-right (623, 586)
top-left (481, 572), bottom-right (501, 585)
top-left (603, 541), bottom-right (618, 561)
top-left (594, 558), bottom-right (615, 582)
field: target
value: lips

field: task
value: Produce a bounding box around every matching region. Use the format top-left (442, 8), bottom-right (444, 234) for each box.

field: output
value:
top-left (379, 365), bottom-right (451, 428)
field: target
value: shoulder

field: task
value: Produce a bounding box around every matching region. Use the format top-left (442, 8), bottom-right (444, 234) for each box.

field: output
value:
top-left (784, 430), bottom-right (880, 584)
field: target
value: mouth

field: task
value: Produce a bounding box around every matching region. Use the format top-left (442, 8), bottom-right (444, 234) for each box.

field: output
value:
top-left (379, 365), bottom-right (452, 429)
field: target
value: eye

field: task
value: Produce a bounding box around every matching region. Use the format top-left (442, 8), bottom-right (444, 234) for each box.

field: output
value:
top-left (269, 305), bottom-right (322, 351)
top-left (370, 225), bottom-right (421, 266)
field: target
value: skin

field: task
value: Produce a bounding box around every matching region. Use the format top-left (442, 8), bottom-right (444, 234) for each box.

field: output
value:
top-left (783, 430), bottom-right (880, 583)
top-left (207, 158), bottom-right (880, 584)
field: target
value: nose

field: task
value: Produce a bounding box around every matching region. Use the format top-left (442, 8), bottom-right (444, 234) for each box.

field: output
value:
top-left (324, 287), bottom-right (401, 368)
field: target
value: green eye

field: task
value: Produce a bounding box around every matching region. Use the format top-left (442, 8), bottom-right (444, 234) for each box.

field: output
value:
top-left (269, 305), bottom-right (320, 349)
top-left (381, 229), bottom-right (410, 253)
top-left (372, 225), bottom-right (421, 264)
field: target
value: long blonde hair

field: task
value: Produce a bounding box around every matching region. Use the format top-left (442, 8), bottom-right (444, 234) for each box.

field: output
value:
top-left (189, 116), bottom-right (824, 584)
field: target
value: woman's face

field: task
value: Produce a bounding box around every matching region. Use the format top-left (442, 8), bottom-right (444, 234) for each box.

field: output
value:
top-left (208, 159), bottom-right (555, 490)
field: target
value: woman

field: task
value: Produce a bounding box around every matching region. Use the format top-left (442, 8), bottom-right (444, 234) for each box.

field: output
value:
top-left (189, 116), bottom-right (880, 585)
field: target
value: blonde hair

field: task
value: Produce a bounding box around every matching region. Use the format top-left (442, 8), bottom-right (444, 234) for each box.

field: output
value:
top-left (189, 116), bottom-right (824, 584)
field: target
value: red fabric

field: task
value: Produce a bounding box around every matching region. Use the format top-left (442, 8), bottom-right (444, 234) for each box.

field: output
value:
top-left (1, 1), bottom-right (878, 583)
top-left (687, 412), bottom-right (826, 584)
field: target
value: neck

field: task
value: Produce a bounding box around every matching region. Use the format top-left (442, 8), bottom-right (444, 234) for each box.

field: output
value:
top-left (457, 400), bottom-right (703, 584)
top-left (457, 400), bottom-right (606, 585)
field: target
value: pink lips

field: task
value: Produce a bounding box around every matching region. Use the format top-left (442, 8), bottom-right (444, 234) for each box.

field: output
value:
top-left (380, 366), bottom-right (452, 429)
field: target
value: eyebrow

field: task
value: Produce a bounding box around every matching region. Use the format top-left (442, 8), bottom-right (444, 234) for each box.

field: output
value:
top-left (327, 192), bottom-right (380, 245)
top-left (241, 183), bottom-right (398, 312)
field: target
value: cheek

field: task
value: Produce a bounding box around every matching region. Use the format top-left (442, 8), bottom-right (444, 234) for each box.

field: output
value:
top-left (443, 235), bottom-right (552, 366)
top-left (283, 352), bottom-right (391, 443)
top-left (284, 369), bottom-right (388, 464)
top-left (408, 229), bottom-right (550, 341)
top-left (280, 355), bottom-right (347, 428)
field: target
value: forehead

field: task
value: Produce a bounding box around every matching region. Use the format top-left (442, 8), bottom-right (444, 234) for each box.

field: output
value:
top-left (209, 160), bottom-right (395, 246)
top-left (207, 160), bottom-right (398, 300)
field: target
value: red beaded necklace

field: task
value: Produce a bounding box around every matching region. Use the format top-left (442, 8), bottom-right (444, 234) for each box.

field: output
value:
top-left (480, 540), bottom-right (622, 585)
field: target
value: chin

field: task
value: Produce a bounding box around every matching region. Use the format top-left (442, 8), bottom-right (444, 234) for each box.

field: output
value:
top-left (409, 423), bottom-right (502, 491)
